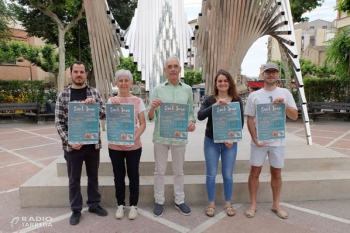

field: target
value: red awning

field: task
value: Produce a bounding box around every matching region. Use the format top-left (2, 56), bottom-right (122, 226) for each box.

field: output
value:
top-left (247, 81), bottom-right (264, 88)
top-left (248, 81), bottom-right (297, 88)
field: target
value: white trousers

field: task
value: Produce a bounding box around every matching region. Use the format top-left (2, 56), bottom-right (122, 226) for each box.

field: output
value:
top-left (153, 143), bottom-right (186, 205)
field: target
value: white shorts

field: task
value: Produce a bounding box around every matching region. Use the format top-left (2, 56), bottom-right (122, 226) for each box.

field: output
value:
top-left (250, 144), bottom-right (286, 169)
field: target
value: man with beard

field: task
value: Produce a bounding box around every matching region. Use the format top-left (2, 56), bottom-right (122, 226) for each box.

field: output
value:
top-left (55, 61), bottom-right (108, 225)
top-left (244, 62), bottom-right (298, 220)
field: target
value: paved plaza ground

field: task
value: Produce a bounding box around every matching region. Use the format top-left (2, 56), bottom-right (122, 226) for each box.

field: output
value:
top-left (0, 117), bottom-right (350, 233)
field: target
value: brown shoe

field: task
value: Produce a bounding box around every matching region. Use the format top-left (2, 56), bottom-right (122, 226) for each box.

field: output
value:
top-left (225, 206), bottom-right (235, 217)
top-left (205, 206), bottom-right (215, 217)
top-left (244, 208), bottom-right (257, 218)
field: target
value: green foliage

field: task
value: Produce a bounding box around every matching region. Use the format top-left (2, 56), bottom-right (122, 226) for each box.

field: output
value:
top-left (117, 57), bottom-right (141, 82)
top-left (272, 59), bottom-right (335, 79)
top-left (300, 59), bottom-right (318, 76)
top-left (0, 80), bottom-right (45, 103)
top-left (0, 0), bottom-right (14, 41)
top-left (10, 0), bottom-right (137, 70)
top-left (107, 0), bottom-right (138, 29)
top-left (184, 70), bottom-right (203, 86)
top-left (326, 27), bottom-right (350, 79)
top-left (0, 40), bottom-right (65, 75)
top-left (290, 0), bottom-right (324, 22)
top-left (336, 0), bottom-right (350, 13)
top-left (303, 77), bottom-right (349, 102)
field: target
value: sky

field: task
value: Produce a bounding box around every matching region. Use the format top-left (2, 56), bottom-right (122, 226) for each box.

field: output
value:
top-left (184, 0), bottom-right (338, 77)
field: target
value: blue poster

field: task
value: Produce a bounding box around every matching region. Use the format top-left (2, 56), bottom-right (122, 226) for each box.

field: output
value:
top-left (212, 102), bottom-right (243, 143)
top-left (159, 103), bottom-right (189, 142)
top-left (106, 103), bottom-right (135, 145)
top-left (68, 102), bottom-right (99, 144)
top-left (256, 103), bottom-right (286, 142)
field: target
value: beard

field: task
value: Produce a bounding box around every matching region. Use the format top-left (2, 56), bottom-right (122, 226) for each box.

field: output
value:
top-left (72, 77), bottom-right (86, 87)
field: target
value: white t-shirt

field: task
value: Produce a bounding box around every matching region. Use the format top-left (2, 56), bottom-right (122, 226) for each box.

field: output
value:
top-left (244, 87), bottom-right (297, 146)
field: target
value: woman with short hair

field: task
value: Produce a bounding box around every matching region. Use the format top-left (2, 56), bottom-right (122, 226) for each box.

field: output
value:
top-left (108, 69), bottom-right (146, 220)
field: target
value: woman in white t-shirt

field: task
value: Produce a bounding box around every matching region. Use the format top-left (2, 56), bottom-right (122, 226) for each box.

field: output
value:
top-left (108, 70), bottom-right (146, 220)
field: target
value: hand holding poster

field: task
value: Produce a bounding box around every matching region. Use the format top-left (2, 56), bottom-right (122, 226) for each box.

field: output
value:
top-left (159, 103), bottom-right (189, 142)
top-left (68, 102), bottom-right (99, 144)
top-left (106, 103), bottom-right (135, 145)
top-left (212, 102), bottom-right (242, 143)
top-left (256, 103), bottom-right (286, 143)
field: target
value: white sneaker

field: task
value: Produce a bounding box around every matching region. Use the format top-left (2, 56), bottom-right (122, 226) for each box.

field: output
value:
top-left (115, 205), bottom-right (124, 219)
top-left (128, 206), bottom-right (138, 220)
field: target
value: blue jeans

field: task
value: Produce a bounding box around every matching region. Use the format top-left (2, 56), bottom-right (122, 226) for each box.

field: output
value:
top-left (204, 136), bottom-right (238, 202)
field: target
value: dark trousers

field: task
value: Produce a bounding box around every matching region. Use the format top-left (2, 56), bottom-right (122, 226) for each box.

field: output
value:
top-left (64, 145), bottom-right (101, 212)
top-left (109, 148), bottom-right (142, 206)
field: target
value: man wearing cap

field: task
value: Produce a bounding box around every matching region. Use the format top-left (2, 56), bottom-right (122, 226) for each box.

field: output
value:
top-left (244, 62), bottom-right (298, 219)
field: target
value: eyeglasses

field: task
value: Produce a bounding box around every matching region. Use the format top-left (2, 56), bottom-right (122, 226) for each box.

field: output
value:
top-left (264, 70), bottom-right (279, 75)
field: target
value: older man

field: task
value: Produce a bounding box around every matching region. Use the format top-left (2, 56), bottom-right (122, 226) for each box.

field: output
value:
top-left (148, 57), bottom-right (196, 217)
top-left (244, 62), bottom-right (298, 219)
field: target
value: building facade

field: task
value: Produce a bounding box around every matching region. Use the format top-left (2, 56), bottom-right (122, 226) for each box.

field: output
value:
top-left (0, 22), bottom-right (55, 83)
top-left (267, 19), bottom-right (335, 65)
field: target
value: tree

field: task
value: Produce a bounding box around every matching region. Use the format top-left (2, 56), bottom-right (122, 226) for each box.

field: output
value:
top-left (10, 0), bottom-right (137, 91)
top-left (290, 0), bottom-right (324, 22)
top-left (336, 0), bottom-right (350, 13)
top-left (117, 56), bottom-right (141, 82)
top-left (0, 0), bottom-right (14, 41)
top-left (107, 0), bottom-right (138, 30)
top-left (326, 27), bottom-right (350, 102)
top-left (0, 40), bottom-right (73, 84)
top-left (10, 0), bottom-right (84, 93)
top-left (327, 28), bottom-right (350, 79)
top-left (184, 70), bottom-right (202, 87)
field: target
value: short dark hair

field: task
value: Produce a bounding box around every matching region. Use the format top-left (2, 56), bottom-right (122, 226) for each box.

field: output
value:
top-left (70, 61), bottom-right (89, 73)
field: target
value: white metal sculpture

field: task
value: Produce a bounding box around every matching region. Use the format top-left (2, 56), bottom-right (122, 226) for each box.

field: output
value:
top-left (124, 0), bottom-right (193, 93)
top-left (195, 0), bottom-right (312, 145)
top-left (84, 0), bottom-right (312, 145)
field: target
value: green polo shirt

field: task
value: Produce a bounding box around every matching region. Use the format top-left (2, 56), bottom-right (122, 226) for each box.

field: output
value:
top-left (147, 80), bottom-right (196, 146)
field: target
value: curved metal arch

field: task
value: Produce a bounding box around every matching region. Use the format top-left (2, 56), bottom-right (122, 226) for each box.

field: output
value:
top-left (195, 0), bottom-right (312, 145)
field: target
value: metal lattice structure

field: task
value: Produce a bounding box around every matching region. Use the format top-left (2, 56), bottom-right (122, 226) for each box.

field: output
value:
top-left (84, 0), bottom-right (123, 102)
top-left (195, 0), bottom-right (312, 145)
top-left (124, 0), bottom-right (193, 93)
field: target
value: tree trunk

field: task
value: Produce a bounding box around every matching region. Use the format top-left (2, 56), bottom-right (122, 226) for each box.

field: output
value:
top-left (57, 28), bottom-right (66, 93)
top-left (279, 45), bottom-right (292, 92)
top-left (348, 49), bottom-right (350, 103)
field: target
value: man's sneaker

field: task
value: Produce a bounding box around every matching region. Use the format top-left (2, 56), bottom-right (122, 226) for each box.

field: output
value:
top-left (174, 203), bottom-right (191, 216)
top-left (153, 203), bottom-right (163, 217)
top-left (128, 206), bottom-right (138, 220)
top-left (69, 211), bottom-right (81, 225)
top-left (115, 205), bottom-right (124, 219)
top-left (88, 205), bottom-right (108, 216)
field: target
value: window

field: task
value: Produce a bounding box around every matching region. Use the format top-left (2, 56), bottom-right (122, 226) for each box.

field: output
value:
top-left (310, 26), bottom-right (315, 29)
top-left (322, 25), bottom-right (327, 29)
top-left (309, 36), bottom-right (315, 46)
top-left (0, 59), bottom-right (16, 65)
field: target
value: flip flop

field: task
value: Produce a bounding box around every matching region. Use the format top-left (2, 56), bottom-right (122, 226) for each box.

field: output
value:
top-left (205, 206), bottom-right (215, 217)
top-left (244, 208), bottom-right (257, 218)
top-left (225, 206), bottom-right (236, 217)
top-left (271, 209), bottom-right (288, 219)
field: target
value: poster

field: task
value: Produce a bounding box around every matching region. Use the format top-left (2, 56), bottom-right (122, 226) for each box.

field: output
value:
top-left (256, 103), bottom-right (286, 142)
top-left (68, 102), bottom-right (99, 144)
top-left (212, 102), bottom-right (242, 143)
top-left (106, 103), bottom-right (135, 145)
top-left (159, 103), bottom-right (189, 142)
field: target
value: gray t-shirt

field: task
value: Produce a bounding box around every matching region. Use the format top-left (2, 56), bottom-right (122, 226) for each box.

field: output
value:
top-left (244, 87), bottom-right (297, 146)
